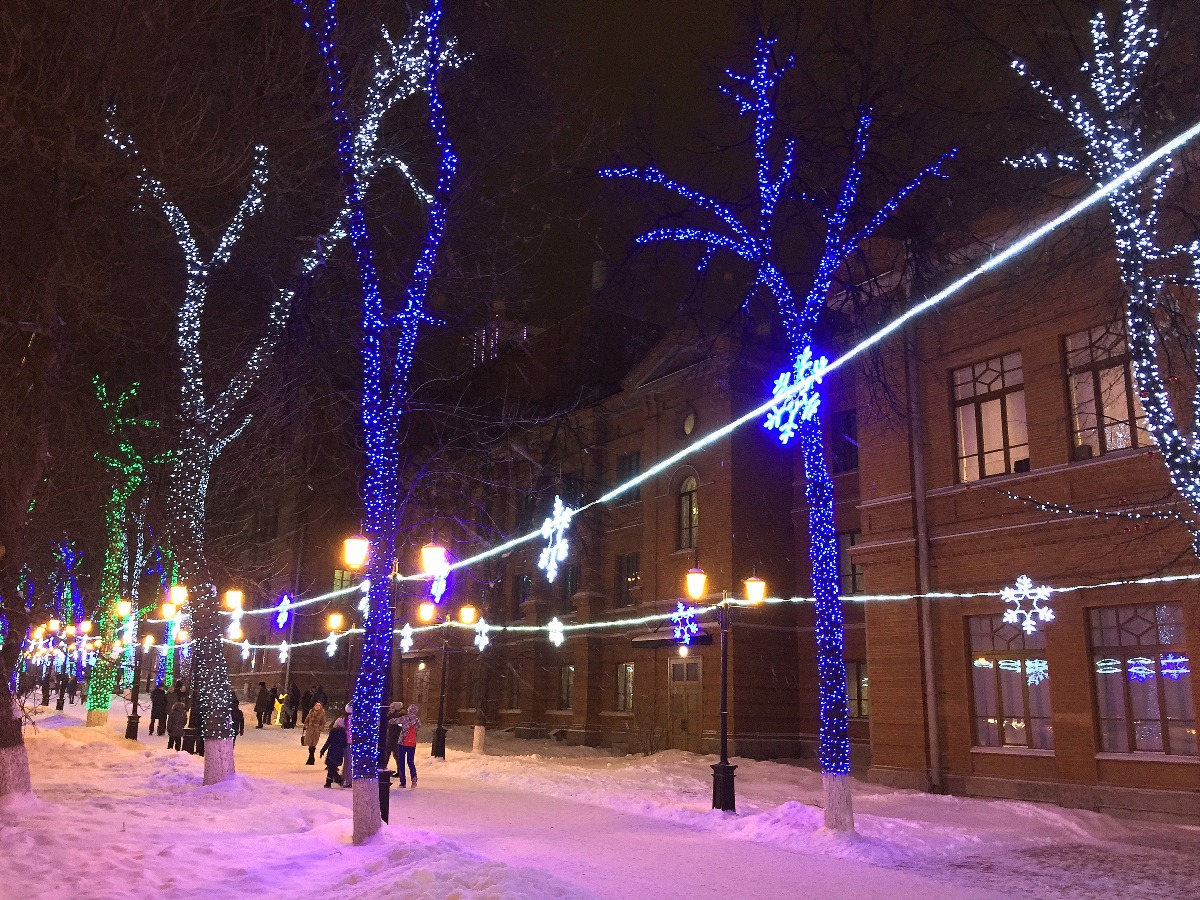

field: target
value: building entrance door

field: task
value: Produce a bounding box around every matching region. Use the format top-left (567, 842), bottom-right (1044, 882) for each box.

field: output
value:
top-left (668, 657), bottom-right (702, 752)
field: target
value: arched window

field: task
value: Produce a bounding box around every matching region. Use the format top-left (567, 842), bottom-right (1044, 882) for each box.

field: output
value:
top-left (678, 475), bottom-right (698, 550)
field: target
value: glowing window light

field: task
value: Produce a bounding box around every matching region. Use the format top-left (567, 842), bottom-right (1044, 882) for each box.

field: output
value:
top-left (1127, 656), bottom-right (1156, 682)
top-left (1162, 653), bottom-right (1190, 680)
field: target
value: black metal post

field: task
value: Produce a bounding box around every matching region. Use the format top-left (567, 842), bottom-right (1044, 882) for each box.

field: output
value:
top-left (711, 599), bottom-right (737, 811)
top-left (124, 646), bottom-right (143, 741)
top-left (54, 656), bottom-right (66, 710)
top-left (431, 624), bottom-right (449, 758)
top-left (377, 572), bottom-right (398, 824)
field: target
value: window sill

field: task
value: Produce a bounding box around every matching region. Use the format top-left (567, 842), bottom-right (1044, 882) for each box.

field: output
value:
top-left (970, 746), bottom-right (1055, 757)
top-left (498, 708), bottom-right (521, 714)
top-left (600, 711), bottom-right (633, 718)
top-left (1096, 752), bottom-right (1198, 765)
top-left (546, 708), bottom-right (573, 716)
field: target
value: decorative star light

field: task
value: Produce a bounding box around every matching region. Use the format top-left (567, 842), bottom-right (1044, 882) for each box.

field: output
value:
top-left (538, 495), bottom-right (575, 583)
top-left (671, 602), bottom-right (701, 645)
top-left (1000, 575), bottom-right (1055, 635)
top-left (474, 619), bottom-right (491, 652)
top-left (275, 594), bottom-right (292, 629)
top-left (325, 631), bottom-right (339, 658)
top-left (1162, 653), bottom-right (1190, 680)
top-left (429, 560), bottom-right (450, 604)
top-left (241, 640), bottom-right (250, 661)
top-left (547, 617), bottom-right (565, 647)
top-left (399, 623), bottom-right (414, 654)
top-left (764, 347), bottom-right (830, 445)
top-left (278, 641), bottom-right (289, 664)
top-left (1025, 658), bottom-right (1049, 687)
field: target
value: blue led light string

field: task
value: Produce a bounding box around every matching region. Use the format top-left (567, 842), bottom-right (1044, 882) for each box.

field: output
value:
top-left (602, 38), bottom-right (953, 801)
top-left (295, 0), bottom-right (457, 785)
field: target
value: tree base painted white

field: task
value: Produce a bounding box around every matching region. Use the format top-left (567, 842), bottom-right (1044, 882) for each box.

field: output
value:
top-left (85, 709), bottom-right (110, 728)
top-left (202, 738), bottom-right (235, 786)
top-left (352, 778), bottom-right (382, 845)
top-left (472, 725), bottom-right (486, 755)
top-left (822, 772), bottom-right (855, 832)
top-left (0, 744), bottom-right (33, 799)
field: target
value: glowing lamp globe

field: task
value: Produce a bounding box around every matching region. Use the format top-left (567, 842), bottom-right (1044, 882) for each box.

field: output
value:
top-left (227, 625), bottom-right (244, 642)
top-left (679, 644), bottom-right (690, 657)
top-left (343, 535), bottom-right (370, 570)
top-left (458, 605), bottom-right (478, 626)
top-left (685, 568), bottom-right (707, 601)
top-left (170, 585), bottom-right (188, 606)
top-left (116, 599), bottom-right (133, 618)
top-left (224, 589), bottom-right (244, 610)
top-left (142, 635), bottom-right (155, 650)
top-left (79, 620), bottom-right (92, 634)
top-left (327, 612), bottom-right (344, 631)
top-left (161, 602), bottom-right (178, 620)
top-left (744, 576), bottom-right (767, 605)
top-left (420, 543), bottom-right (447, 575)
top-left (176, 629), bottom-right (189, 644)
top-left (48, 618), bottom-right (61, 633)
top-left (67, 642), bottom-right (77, 652)
top-left (418, 602), bottom-right (436, 623)
top-left (418, 661), bottom-right (427, 671)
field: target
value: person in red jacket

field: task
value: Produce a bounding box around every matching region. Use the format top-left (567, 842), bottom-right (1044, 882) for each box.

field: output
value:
top-left (388, 703), bottom-right (421, 788)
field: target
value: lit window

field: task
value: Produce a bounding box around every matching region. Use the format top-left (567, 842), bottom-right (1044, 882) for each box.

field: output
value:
top-left (953, 353), bottom-right (1028, 482)
top-left (616, 662), bottom-right (634, 712)
top-left (968, 614), bottom-right (1053, 750)
top-left (836, 531), bottom-right (864, 595)
top-left (615, 553), bottom-right (640, 607)
top-left (1065, 324), bottom-right (1149, 459)
top-left (678, 476), bottom-right (698, 550)
top-left (1089, 603), bottom-right (1195, 756)
top-left (846, 661), bottom-right (869, 718)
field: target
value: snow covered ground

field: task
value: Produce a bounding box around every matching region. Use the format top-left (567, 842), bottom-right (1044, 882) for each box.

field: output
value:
top-left (4, 701), bottom-right (1197, 899)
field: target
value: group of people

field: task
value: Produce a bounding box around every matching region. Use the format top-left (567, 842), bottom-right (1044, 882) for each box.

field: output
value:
top-left (253, 681), bottom-right (330, 729)
top-left (143, 678), bottom-right (423, 792)
top-left (298, 698), bottom-right (422, 790)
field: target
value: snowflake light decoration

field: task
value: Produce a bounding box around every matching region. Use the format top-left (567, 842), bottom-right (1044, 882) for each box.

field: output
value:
top-left (1024, 658), bottom-right (1049, 687)
top-left (547, 617), bottom-right (565, 647)
top-left (1127, 656), bottom-right (1156, 682)
top-left (474, 619), bottom-right (491, 652)
top-left (226, 605), bottom-right (244, 639)
top-left (671, 602), bottom-right (700, 645)
top-left (1162, 653), bottom-right (1190, 680)
top-left (399, 623), bottom-right (414, 654)
top-left (1000, 575), bottom-right (1055, 635)
top-left (325, 631), bottom-right (339, 658)
top-left (275, 594), bottom-right (293, 629)
top-left (537, 495), bottom-right (575, 583)
top-left (429, 562), bottom-right (450, 604)
top-left (278, 641), bottom-right (289, 663)
top-left (239, 640), bottom-right (250, 661)
top-left (764, 347), bottom-right (829, 445)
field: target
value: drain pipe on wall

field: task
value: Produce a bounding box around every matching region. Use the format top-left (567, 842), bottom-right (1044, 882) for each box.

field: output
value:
top-left (905, 324), bottom-right (942, 792)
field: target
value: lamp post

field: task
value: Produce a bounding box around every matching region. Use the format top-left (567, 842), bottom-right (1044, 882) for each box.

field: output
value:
top-left (685, 568), bottom-right (766, 812)
top-left (419, 599), bottom-right (477, 760)
top-left (124, 635), bottom-right (155, 740)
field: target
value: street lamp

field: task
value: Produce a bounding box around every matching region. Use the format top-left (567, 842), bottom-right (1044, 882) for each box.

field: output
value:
top-left (124, 635), bottom-right (155, 741)
top-left (685, 568), bottom-right (767, 812)
top-left (418, 598), bottom-right (477, 760)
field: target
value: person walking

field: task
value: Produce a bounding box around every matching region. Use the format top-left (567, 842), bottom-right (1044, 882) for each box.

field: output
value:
top-left (148, 684), bottom-right (169, 736)
top-left (166, 700), bottom-right (188, 751)
top-left (340, 702), bottom-right (353, 788)
top-left (300, 687), bottom-right (314, 723)
top-left (391, 704), bottom-right (421, 789)
top-left (319, 715), bottom-right (348, 787)
top-left (66, 675), bottom-right (79, 705)
top-left (254, 682), bottom-right (272, 728)
top-left (385, 702), bottom-right (404, 771)
top-left (230, 689), bottom-right (245, 738)
top-left (312, 684), bottom-right (328, 709)
top-left (302, 701), bottom-right (326, 765)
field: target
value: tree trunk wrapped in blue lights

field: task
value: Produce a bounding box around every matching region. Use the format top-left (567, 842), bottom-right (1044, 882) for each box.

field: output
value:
top-left (604, 37), bottom-right (951, 831)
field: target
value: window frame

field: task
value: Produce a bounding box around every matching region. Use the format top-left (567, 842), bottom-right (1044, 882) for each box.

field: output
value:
top-left (616, 452), bottom-right (642, 502)
top-left (846, 661), bottom-right (870, 719)
top-left (1088, 602), bottom-right (1196, 757)
top-left (830, 409), bottom-right (859, 474)
top-left (836, 531), bottom-right (864, 595)
top-left (1064, 324), bottom-right (1148, 459)
top-left (615, 552), bottom-right (641, 607)
top-left (967, 614), bottom-right (1054, 750)
top-left (951, 352), bottom-right (1029, 483)
top-left (616, 662), bottom-right (634, 712)
top-left (558, 664), bottom-right (575, 710)
top-left (678, 475), bottom-right (698, 550)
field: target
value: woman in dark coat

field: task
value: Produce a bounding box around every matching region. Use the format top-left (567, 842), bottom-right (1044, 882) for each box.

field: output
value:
top-left (319, 716), bottom-right (348, 787)
top-left (253, 682), bottom-right (272, 728)
top-left (166, 701), bottom-right (188, 751)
